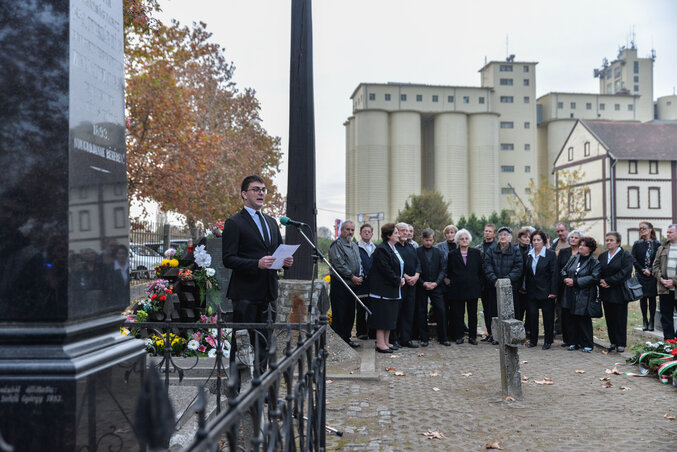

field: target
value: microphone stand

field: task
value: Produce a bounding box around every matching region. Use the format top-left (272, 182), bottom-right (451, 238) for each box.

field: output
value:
top-left (288, 223), bottom-right (372, 316)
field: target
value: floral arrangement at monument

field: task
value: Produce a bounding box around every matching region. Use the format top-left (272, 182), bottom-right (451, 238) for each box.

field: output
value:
top-left (138, 279), bottom-right (173, 314)
top-left (193, 244), bottom-right (220, 311)
top-left (185, 315), bottom-right (232, 358)
top-left (204, 220), bottom-right (225, 238)
top-left (626, 339), bottom-right (677, 384)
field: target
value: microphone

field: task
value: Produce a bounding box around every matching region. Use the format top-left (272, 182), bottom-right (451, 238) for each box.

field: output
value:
top-left (280, 216), bottom-right (306, 227)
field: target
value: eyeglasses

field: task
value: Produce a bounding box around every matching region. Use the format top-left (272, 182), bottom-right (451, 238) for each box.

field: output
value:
top-left (639, 226), bottom-right (649, 230)
top-left (247, 187), bottom-right (267, 194)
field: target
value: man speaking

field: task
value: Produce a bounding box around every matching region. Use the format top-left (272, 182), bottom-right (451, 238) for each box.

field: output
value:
top-left (222, 175), bottom-right (293, 375)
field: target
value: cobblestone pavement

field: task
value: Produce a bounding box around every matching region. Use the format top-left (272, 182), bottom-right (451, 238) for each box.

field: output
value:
top-left (325, 339), bottom-right (677, 451)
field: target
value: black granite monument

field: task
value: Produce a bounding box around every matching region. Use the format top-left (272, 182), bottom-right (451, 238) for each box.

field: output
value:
top-left (0, 1), bottom-right (145, 449)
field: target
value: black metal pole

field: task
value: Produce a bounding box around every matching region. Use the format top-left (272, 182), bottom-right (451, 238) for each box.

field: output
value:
top-left (285, 0), bottom-right (317, 280)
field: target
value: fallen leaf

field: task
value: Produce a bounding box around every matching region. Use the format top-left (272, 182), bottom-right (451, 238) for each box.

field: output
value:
top-left (544, 377), bottom-right (553, 382)
top-left (390, 354), bottom-right (401, 359)
top-left (620, 386), bottom-right (631, 391)
top-left (326, 379), bottom-right (334, 384)
top-left (422, 430), bottom-right (445, 439)
top-left (485, 441), bottom-right (503, 449)
top-left (505, 396), bottom-right (516, 402)
top-left (349, 371), bottom-right (353, 374)
top-left (605, 367), bottom-right (621, 375)
top-left (534, 379), bottom-right (554, 385)
top-left (521, 376), bottom-right (529, 382)
top-left (604, 381), bottom-right (613, 388)
top-left (429, 372), bottom-right (439, 377)
top-left (575, 370), bottom-right (585, 374)
top-left (665, 413), bottom-right (676, 420)
top-left (521, 360), bottom-right (528, 364)
top-left (384, 367), bottom-right (396, 371)
top-left (461, 371), bottom-right (473, 377)
top-left (602, 349), bottom-right (609, 355)
top-left (394, 371), bottom-right (405, 376)
top-left (417, 352), bottom-right (425, 357)
top-left (600, 377), bottom-right (610, 381)
top-left (432, 387), bottom-right (440, 391)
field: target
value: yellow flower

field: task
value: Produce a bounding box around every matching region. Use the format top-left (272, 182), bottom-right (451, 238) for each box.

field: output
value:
top-left (161, 259), bottom-right (170, 266)
top-left (120, 328), bottom-right (130, 336)
top-left (323, 275), bottom-right (331, 282)
top-left (169, 259), bottom-right (179, 267)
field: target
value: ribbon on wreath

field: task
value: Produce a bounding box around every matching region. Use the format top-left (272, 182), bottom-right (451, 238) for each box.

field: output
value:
top-left (657, 359), bottom-right (677, 384)
top-left (624, 352), bottom-right (672, 377)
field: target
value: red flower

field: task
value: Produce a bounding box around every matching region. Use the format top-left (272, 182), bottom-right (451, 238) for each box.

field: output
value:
top-left (150, 294), bottom-right (157, 300)
top-left (159, 295), bottom-right (166, 301)
top-left (671, 348), bottom-right (677, 356)
top-left (667, 339), bottom-right (676, 344)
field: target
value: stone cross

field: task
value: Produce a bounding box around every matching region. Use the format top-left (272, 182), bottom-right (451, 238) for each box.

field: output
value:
top-left (491, 279), bottom-right (526, 400)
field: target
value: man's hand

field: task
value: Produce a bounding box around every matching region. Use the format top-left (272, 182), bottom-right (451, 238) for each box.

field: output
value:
top-left (564, 277), bottom-right (574, 287)
top-left (407, 275), bottom-right (418, 286)
top-left (283, 256), bottom-right (294, 268)
top-left (548, 294), bottom-right (556, 299)
top-left (444, 277), bottom-right (450, 286)
top-left (351, 275), bottom-right (363, 285)
top-left (258, 256), bottom-right (276, 269)
top-left (661, 278), bottom-right (675, 289)
top-left (643, 268), bottom-right (651, 277)
top-left (423, 282), bottom-right (437, 290)
top-left (599, 279), bottom-right (610, 289)
top-left (400, 278), bottom-right (406, 287)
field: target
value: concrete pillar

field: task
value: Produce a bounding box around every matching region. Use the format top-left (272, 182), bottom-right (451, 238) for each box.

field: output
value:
top-left (468, 113), bottom-right (500, 216)
top-left (354, 110), bottom-right (389, 222)
top-left (434, 112), bottom-right (468, 218)
top-left (389, 111), bottom-right (421, 220)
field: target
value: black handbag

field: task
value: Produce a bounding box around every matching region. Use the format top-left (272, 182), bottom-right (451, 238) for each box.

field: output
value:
top-left (623, 276), bottom-right (643, 302)
top-left (589, 286), bottom-right (603, 318)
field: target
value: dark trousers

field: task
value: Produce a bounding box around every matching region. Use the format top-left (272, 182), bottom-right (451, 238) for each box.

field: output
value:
top-left (528, 298), bottom-right (555, 345)
top-left (355, 296), bottom-right (369, 337)
top-left (230, 299), bottom-right (276, 376)
top-left (482, 288), bottom-right (497, 337)
top-left (640, 296), bottom-right (656, 325)
top-left (603, 301), bottom-right (628, 347)
top-left (444, 292), bottom-right (457, 340)
top-left (416, 287), bottom-right (446, 342)
top-left (394, 284), bottom-right (416, 343)
top-left (570, 314), bottom-right (593, 349)
top-left (561, 307), bottom-right (572, 345)
top-left (554, 299), bottom-right (563, 334)
top-left (330, 279), bottom-right (356, 343)
top-left (659, 292), bottom-right (676, 340)
top-left (517, 291), bottom-right (529, 328)
top-left (452, 299), bottom-right (477, 340)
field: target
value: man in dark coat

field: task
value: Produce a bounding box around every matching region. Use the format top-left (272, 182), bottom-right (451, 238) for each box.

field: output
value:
top-left (394, 223), bottom-right (421, 348)
top-left (415, 229), bottom-right (449, 346)
top-left (476, 224), bottom-right (497, 341)
top-left (222, 175), bottom-right (293, 375)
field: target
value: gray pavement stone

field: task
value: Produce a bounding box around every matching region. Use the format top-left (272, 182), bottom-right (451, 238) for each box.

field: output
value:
top-left (325, 338), bottom-right (677, 450)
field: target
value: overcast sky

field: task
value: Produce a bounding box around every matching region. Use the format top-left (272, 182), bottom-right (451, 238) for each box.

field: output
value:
top-left (156, 0), bottom-right (677, 229)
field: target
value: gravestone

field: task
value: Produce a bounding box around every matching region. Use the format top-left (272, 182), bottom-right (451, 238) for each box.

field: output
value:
top-left (206, 237), bottom-right (233, 313)
top-left (491, 279), bottom-right (526, 400)
top-left (0, 1), bottom-right (145, 450)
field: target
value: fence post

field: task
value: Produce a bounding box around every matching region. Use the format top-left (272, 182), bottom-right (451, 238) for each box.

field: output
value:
top-left (162, 224), bottom-right (170, 253)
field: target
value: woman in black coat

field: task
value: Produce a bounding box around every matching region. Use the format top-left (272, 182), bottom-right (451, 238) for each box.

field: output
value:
top-left (524, 231), bottom-right (559, 349)
top-left (368, 223), bottom-right (405, 353)
top-left (631, 221), bottom-right (661, 331)
top-left (561, 237), bottom-right (601, 352)
top-left (599, 232), bottom-right (634, 352)
top-left (447, 229), bottom-right (483, 345)
top-left (557, 230), bottom-right (583, 347)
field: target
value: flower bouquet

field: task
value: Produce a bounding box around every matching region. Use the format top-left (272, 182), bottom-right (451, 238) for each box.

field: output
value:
top-left (205, 220), bottom-right (225, 238)
top-left (627, 339), bottom-right (677, 384)
top-left (137, 279), bottom-right (173, 315)
top-left (185, 314), bottom-right (232, 358)
top-left (193, 245), bottom-right (220, 312)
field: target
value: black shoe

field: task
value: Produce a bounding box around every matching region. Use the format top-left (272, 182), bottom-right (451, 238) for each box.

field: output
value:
top-left (490, 339), bottom-right (499, 345)
top-left (642, 320), bottom-right (649, 331)
top-left (420, 341), bottom-right (429, 347)
top-left (527, 343), bottom-right (537, 348)
top-left (542, 343), bottom-right (551, 350)
top-left (357, 334), bottom-right (369, 340)
top-left (375, 346), bottom-right (393, 354)
top-left (402, 341), bottom-right (419, 348)
top-left (617, 346), bottom-right (625, 353)
top-left (560, 343), bottom-right (569, 347)
top-left (468, 339), bottom-right (478, 345)
top-left (391, 342), bottom-right (401, 350)
top-left (648, 320), bottom-right (655, 331)
top-left (347, 341), bottom-right (361, 348)
top-left (441, 340), bottom-right (451, 346)
top-left (606, 345), bottom-right (616, 353)
top-left (480, 336), bottom-right (491, 342)
top-left (456, 338), bottom-right (464, 345)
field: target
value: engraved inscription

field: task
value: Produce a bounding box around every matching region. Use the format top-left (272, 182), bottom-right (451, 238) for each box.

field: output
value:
top-left (0, 385), bottom-right (63, 405)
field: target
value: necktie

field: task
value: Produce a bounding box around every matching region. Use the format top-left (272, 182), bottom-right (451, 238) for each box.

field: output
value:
top-left (256, 211), bottom-right (270, 245)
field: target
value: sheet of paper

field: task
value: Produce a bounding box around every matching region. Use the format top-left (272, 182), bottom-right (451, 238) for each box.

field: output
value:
top-left (270, 244), bottom-right (300, 269)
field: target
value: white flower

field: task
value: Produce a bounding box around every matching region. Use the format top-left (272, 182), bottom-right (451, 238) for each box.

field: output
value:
top-left (208, 348), bottom-right (217, 358)
top-left (206, 268), bottom-right (216, 277)
top-left (187, 340), bottom-right (199, 351)
top-left (205, 230), bottom-right (214, 238)
top-left (164, 248), bottom-right (177, 258)
top-left (194, 245), bottom-right (212, 268)
top-left (209, 328), bottom-right (218, 337)
top-left (221, 348), bottom-right (230, 358)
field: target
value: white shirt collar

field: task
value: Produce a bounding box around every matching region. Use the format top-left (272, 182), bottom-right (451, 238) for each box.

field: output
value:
top-left (608, 247), bottom-right (621, 261)
top-left (528, 247), bottom-right (547, 259)
top-left (243, 205), bottom-right (260, 217)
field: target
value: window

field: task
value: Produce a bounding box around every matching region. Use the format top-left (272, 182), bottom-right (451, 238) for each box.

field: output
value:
top-left (614, 67), bottom-right (621, 78)
top-left (463, 96), bottom-right (469, 104)
top-left (524, 165), bottom-right (531, 173)
top-left (500, 65), bottom-right (513, 72)
top-left (627, 187), bottom-right (640, 209)
top-left (500, 96), bottom-right (514, 103)
top-left (584, 189), bottom-right (591, 211)
top-left (479, 97), bottom-right (485, 104)
top-left (524, 144), bottom-right (531, 151)
top-left (79, 211), bottom-right (91, 231)
top-left (524, 121), bottom-right (530, 129)
top-left (557, 102), bottom-right (563, 109)
top-left (649, 187), bottom-right (661, 209)
top-left (401, 94), bottom-right (407, 101)
top-left (500, 143), bottom-right (514, 151)
top-left (501, 187), bottom-right (514, 194)
top-left (113, 207), bottom-right (126, 229)
top-left (523, 65), bottom-right (529, 72)
top-left (634, 61), bottom-right (639, 74)
top-left (500, 121), bottom-right (514, 129)
top-left (628, 160), bottom-right (637, 174)
top-left (570, 102), bottom-right (576, 109)
top-left (524, 96), bottom-right (530, 103)
top-left (600, 103), bottom-right (605, 110)
top-left (385, 93), bottom-right (391, 101)
top-left (567, 147), bottom-right (574, 161)
top-left (584, 141), bottom-right (590, 157)
top-left (448, 95), bottom-right (454, 103)
top-left (523, 79), bottom-right (529, 86)
top-left (368, 93), bottom-right (375, 101)
top-left (500, 78), bottom-right (513, 86)
top-left (501, 166), bottom-right (515, 173)
top-left (586, 102), bottom-right (592, 110)
top-left (607, 83), bottom-right (612, 93)
top-left (416, 94), bottom-right (423, 102)
top-left (614, 104), bottom-right (620, 111)
top-left (634, 76), bottom-right (639, 83)
top-left (628, 104), bottom-right (633, 111)
top-left (634, 85), bottom-right (639, 92)
top-left (432, 95), bottom-right (438, 103)
top-left (649, 160), bottom-right (658, 174)
top-left (113, 183), bottom-right (124, 196)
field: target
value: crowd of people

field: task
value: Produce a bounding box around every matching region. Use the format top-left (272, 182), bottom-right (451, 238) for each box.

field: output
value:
top-left (329, 220), bottom-right (677, 354)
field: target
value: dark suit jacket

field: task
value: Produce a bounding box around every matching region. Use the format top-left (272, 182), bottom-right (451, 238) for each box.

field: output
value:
top-left (368, 242), bottom-right (402, 299)
top-left (598, 249), bottom-right (633, 304)
top-left (416, 246), bottom-right (446, 291)
top-left (447, 248), bottom-right (483, 300)
top-left (222, 208), bottom-right (283, 301)
top-left (524, 249), bottom-right (559, 300)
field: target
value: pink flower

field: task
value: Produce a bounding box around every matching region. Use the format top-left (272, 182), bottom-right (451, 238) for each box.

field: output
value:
top-left (205, 336), bottom-right (216, 347)
top-left (197, 345), bottom-right (206, 353)
top-left (200, 315), bottom-right (208, 323)
top-left (192, 332), bottom-right (202, 342)
top-left (210, 316), bottom-right (217, 324)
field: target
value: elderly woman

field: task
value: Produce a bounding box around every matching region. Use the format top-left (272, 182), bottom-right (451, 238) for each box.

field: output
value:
top-left (599, 232), bottom-right (634, 353)
top-left (632, 222), bottom-right (661, 331)
top-left (368, 223), bottom-right (406, 353)
top-left (557, 230), bottom-right (583, 347)
top-left (515, 227), bottom-right (532, 330)
top-left (561, 237), bottom-right (600, 353)
top-left (524, 230), bottom-right (558, 349)
top-left (484, 226), bottom-right (523, 345)
top-left (447, 229), bottom-right (483, 345)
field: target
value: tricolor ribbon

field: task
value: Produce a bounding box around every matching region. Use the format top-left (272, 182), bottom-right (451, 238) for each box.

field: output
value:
top-left (657, 359), bottom-right (677, 384)
top-left (624, 352), bottom-right (672, 377)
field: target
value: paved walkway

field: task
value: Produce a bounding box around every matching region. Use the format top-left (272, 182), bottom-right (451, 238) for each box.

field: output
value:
top-left (325, 338), bottom-right (677, 451)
